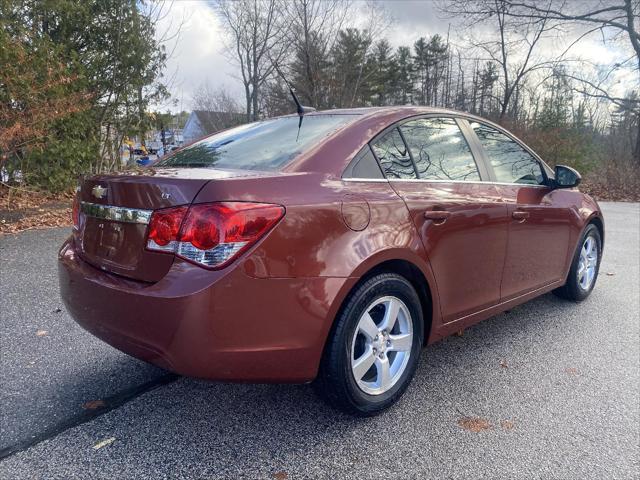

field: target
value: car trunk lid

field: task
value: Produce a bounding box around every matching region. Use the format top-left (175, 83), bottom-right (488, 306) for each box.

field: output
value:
top-left (75, 168), bottom-right (259, 282)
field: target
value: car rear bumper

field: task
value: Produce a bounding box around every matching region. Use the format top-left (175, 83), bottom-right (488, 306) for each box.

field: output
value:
top-left (58, 237), bottom-right (355, 382)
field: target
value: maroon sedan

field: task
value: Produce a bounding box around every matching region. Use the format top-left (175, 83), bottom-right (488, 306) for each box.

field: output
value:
top-left (59, 107), bottom-right (603, 415)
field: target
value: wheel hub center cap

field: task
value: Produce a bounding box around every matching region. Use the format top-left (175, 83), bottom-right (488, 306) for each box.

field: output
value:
top-left (374, 333), bottom-right (386, 353)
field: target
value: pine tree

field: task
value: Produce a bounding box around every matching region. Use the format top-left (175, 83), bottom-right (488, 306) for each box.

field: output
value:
top-left (395, 46), bottom-right (413, 105)
top-left (329, 29), bottom-right (372, 107)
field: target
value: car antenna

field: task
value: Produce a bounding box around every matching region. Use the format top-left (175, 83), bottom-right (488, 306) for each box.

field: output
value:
top-left (272, 61), bottom-right (315, 140)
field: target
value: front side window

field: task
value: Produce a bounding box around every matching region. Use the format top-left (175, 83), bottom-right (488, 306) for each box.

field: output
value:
top-left (370, 128), bottom-right (417, 179)
top-left (400, 118), bottom-right (480, 181)
top-left (157, 114), bottom-right (358, 171)
top-left (469, 122), bottom-right (544, 185)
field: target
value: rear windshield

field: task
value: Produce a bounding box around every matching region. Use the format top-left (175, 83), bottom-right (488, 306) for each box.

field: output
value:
top-left (157, 114), bottom-right (358, 170)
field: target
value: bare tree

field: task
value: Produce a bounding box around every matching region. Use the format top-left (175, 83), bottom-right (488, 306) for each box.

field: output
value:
top-left (442, 0), bottom-right (559, 121)
top-left (191, 83), bottom-right (241, 113)
top-left (215, 0), bottom-right (287, 121)
top-left (486, 0), bottom-right (640, 158)
top-left (285, 0), bottom-right (350, 108)
top-left (349, 1), bottom-right (393, 107)
top-left (503, 0), bottom-right (639, 74)
top-left (191, 83), bottom-right (243, 133)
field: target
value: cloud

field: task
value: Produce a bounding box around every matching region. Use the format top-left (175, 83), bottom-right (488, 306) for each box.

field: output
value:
top-left (382, 0), bottom-right (451, 46)
top-left (154, 1), bottom-right (242, 112)
top-left (155, 1), bottom-right (636, 113)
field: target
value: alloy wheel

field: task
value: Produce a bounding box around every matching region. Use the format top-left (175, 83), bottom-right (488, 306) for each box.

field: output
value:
top-left (577, 235), bottom-right (598, 290)
top-left (350, 296), bottom-right (413, 395)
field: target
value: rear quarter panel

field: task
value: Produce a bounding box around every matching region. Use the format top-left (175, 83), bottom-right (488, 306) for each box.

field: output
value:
top-left (194, 173), bottom-right (442, 344)
top-left (194, 173), bottom-right (428, 279)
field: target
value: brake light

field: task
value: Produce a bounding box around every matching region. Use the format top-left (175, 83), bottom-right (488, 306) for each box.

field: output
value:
top-left (147, 206), bottom-right (188, 249)
top-left (146, 202), bottom-right (284, 269)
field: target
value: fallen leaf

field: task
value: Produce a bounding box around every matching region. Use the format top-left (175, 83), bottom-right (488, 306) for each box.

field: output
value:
top-left (458, 417), bottom-right (491, 433)
top-left (500, 420), bottom-right (515, 430)
top-left (83, 400), bottom-right (106, 410)
top-left (0, 188), bottom-right (73, 236)
top-left (36, 330), bottom-right (48, 337)
top-left (272, 472), bottom-right (288, 480)
top-left (606, 272), bottom-right (615, 276)
top-left (454, 330), bottom-right (464, 337)
top-left (500, 359), bottom-right (508, 369)
top-left (93, 437), bottom-right (115, 450)
top-left (565, 367), bottom-right (580, 375)
top-left (53, 308), bottom-right (62, 313)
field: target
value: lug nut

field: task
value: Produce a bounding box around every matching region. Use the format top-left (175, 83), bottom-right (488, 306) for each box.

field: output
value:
top-left (373, 348), bottom-right (378, 354)
top-left (379, 353), bottom-right (384, 359)
top-left (375, 335), bottom-right (379, 341)
top-left (387, 340), bottom-right (391, 346)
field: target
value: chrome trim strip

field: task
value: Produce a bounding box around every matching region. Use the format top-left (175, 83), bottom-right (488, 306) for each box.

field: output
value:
top-left (80, 201), bottom-right (153, 224)
top-left (341, 178), bottom-right (548, 188)
top-left (341, 178), bottom-right (389, 183)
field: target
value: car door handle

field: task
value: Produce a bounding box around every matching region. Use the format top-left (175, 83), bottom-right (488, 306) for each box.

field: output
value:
top-left (424, 210), bottom-right (451, 223)
top-left (512, 210), bottom-right (530, 222)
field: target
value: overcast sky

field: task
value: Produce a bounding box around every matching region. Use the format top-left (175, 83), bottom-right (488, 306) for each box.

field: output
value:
top-left (154, 0), bottom-right (634, 113)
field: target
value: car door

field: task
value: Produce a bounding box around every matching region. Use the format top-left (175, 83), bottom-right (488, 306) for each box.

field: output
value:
top-left (465, 120), bottom-right (573, 300)
top-left (370, 117), bottom-right (509, 323)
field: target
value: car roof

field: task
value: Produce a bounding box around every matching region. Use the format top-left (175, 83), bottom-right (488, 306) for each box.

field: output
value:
top-left (306, 105), bottom-right (479, 118)
top-left (285, 106), bottom-right (535, 176)
top-left (302, 106), bottom-right (499, 132)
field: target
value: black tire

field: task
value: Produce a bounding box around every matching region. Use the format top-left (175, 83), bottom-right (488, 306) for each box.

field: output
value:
top-left (553, 224), bottom-right (602, 301)
top-left (314, 273), bottom-right (424, 416)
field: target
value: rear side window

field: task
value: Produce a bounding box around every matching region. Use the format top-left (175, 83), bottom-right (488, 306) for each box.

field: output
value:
top-left (157, 114), bottom-right (358, 171)
top-left (469, 122), bottom-right (544, 185)
top-left (343, 145), bottom-right (384, 179)
top-left (370, 128), bottom-right (417, 179)
top-left (400, 118), bottom-right (480, 181)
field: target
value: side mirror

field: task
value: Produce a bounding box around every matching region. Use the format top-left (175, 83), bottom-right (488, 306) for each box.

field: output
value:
top-left (554, 165), bottom-right (581, 189)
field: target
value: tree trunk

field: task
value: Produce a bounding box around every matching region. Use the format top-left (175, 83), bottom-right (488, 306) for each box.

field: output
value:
top-left (500, 86), bottom-right (512, 121)
top-left (244, 83), bottom-right (251, 122)
top-left (252, 83), bottom-right (259, 121)
top-left (137, 85), bottom-right (146, 147)
top-left (302, 2), bottom-right (316, 106)
top-left (634, 120), bottom-right (640, 161)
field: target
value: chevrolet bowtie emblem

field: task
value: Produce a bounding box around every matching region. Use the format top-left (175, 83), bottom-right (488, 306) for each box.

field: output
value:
top-left (91, 185), bottom-right (108, 199)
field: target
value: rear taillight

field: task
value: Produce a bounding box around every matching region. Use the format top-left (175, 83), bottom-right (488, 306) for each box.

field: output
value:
top-left (72, 194), bottom-right (80, 229)
top-left (147, 206), bottom-right (188, 250)
top-left (146, 202), bottom-right (284, 269)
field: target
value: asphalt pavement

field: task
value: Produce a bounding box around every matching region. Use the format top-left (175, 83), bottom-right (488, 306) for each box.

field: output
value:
top-left (0, 228), bottom-right (172, 456)
top-left (0, 202), bottom-right (638, 479)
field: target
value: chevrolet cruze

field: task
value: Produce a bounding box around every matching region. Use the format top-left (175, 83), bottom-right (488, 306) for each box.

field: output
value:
top-left (59, 107), bottom-right (604, 415)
